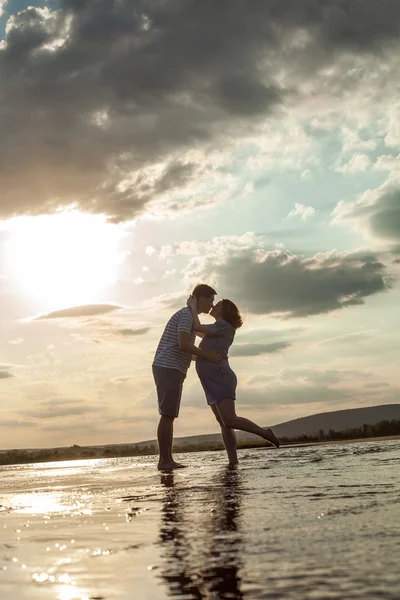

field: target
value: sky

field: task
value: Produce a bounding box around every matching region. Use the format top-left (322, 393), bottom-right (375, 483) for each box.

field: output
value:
top-left (0, 0), bottom-right (399, 450)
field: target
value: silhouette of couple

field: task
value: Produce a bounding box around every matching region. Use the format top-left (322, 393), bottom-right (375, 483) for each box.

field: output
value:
top-left (152, 284), bottom-right (279, 470)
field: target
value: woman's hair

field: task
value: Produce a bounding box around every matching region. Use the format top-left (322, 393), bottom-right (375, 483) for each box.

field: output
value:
top-left (221, 299), bottom-right (243, 329)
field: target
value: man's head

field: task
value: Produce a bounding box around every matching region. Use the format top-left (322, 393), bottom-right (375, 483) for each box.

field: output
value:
top-left (191, 283), bottom-right (217, 314)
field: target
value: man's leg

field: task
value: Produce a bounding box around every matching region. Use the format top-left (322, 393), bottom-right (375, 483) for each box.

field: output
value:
top-left (210, 405), bottom-right (238, 465)
top-left (157, 415), bottom-right (175, 469)
top-left (154, 367), bottom-right (187, 470)
top-left (157, 415), bottom-right (187, 470)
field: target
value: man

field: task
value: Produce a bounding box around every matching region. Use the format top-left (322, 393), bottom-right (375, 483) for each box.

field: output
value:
top-left (152, 284), bottom-right (222, 470)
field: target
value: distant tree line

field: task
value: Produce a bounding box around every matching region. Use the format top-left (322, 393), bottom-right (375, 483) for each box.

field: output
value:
top-left (1, 420), bottom-right (399, 466)
top-left (279, 419), bottom-right (400, 445)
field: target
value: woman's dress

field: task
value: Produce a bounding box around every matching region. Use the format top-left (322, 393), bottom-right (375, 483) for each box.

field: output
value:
top-left (195, 319), bottom-right (237, 405)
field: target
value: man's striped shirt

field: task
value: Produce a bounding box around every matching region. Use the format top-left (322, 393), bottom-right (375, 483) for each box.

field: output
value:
top-left (153, 307), bottom-right (195, 374)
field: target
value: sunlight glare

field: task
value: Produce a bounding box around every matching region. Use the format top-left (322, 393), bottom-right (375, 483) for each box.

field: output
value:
top-left (11, 492), bottom-right (68, 514)
top-left (57, 583), bottom-right (89, 600)
top-left (5, 210), bottom-right (126, 308)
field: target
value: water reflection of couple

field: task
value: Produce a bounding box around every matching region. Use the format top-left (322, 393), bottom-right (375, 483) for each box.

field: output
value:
top-left (158, 467), bottom-right (244, 599)
top-left (152, 284), bottom-right (279, 470)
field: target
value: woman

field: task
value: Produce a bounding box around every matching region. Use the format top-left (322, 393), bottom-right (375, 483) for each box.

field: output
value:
top-left (187, 296), bottom-right (279, 465)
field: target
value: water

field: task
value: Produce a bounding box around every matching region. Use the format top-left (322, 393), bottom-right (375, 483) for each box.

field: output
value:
top-left (1, 439), bottom-right (400, 599)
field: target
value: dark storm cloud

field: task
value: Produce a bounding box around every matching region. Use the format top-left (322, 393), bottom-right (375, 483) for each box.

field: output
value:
top-left (36, 303), bottom-right (123, 319)
top-left (192, 248), bottom-right (392, 318)
top-left (230, 341), bottom-right (291, 356)
top-left (1, 1), bottom-right (400, 220)
top-left (215, 75), bottom-right (281, 116)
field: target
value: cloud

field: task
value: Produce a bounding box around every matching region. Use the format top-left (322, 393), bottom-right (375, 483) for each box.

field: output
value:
top-left (21, 398), bottom-right (101, 420)
top-left (215, 75), bottom-right (281, 116)
top-left (36, 303), bottom-right (123, 319)
top-left (181, 236), bottom-right (393, 318)
top-left (316, 331), bottom-right (374, 346)
top-left (336, 153), bottom-right (372, 173)
top-left (341, 126), bottom-right (377, 152)
top-left (0, 417), bottom-right (33, 428)
top-left (113, 327), bottom-right (150, 337)
top-left (0, 1), bottom-right (7, 19)
top-left (66, 316), bottom-right (152, 340)
top-left (8, 338), bottom-right (23, 345)
top-left (39, 398), bottom-right (82, 407)
top-left (241, 367), bottom-right (396, 408)
top-left (155, 292), bottom-right (188, 312)
top-left (333, 176), bottom-right (400, 242)
top-left (237, 385), bottom-right (350, 407)
top-left (373, 154), bottom-right (400, 172)
top-left (238, 326), bottom-right (304, 344)
top-left (231, 341), bottom-right (291, 357)
top-left (2, 1), bottom-right (400, 220)
top-left (288, 203), bottom-right (316, 221)
top-left (0, 370), bottom-right (14, 379)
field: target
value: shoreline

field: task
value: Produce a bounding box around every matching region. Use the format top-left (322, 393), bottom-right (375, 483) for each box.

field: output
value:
top-left (1, 434), bottom-right (400, 467)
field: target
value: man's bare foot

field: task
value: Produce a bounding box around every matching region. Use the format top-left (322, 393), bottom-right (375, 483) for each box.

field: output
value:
top-left (157, 461), bottom-right (187, 471)
top-left (265, 428), bottom-right (280, 448)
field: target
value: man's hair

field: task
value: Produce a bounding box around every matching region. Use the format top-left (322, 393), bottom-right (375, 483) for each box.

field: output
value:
top-left (192, 283), bottom-right (217, 299)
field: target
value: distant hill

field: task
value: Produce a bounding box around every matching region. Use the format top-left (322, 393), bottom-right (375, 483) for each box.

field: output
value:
top-left (135, 403), bottom-right (400, 448)
top-left (270, 403), bottom-right (400, 438)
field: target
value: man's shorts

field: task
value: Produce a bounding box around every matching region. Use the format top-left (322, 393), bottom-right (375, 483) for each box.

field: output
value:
top-left (152, 366), bottom-right (186, 418)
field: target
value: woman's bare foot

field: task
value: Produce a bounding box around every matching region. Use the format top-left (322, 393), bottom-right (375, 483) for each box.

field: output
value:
top-left (265, 428), bottom-right (280, 448)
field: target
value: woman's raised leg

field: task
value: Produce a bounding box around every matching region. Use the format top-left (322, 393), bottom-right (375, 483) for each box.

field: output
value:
top-left (215, 398), bottom-right (279, 447)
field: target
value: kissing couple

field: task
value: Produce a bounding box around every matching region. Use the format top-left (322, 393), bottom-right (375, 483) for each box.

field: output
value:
top-left (152, 284), bottom-right (279, 471)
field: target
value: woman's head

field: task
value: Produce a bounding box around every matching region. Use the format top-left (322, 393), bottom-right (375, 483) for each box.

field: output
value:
top-left (211, 299), bottom-right (243, 329)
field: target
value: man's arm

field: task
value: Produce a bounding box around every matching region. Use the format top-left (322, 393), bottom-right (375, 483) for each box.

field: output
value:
top-left (178, 332), bottom-right (222, 363)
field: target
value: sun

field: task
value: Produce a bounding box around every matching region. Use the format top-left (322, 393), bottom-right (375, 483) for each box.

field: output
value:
top-left (5, 210), bottom-right (126, 309)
